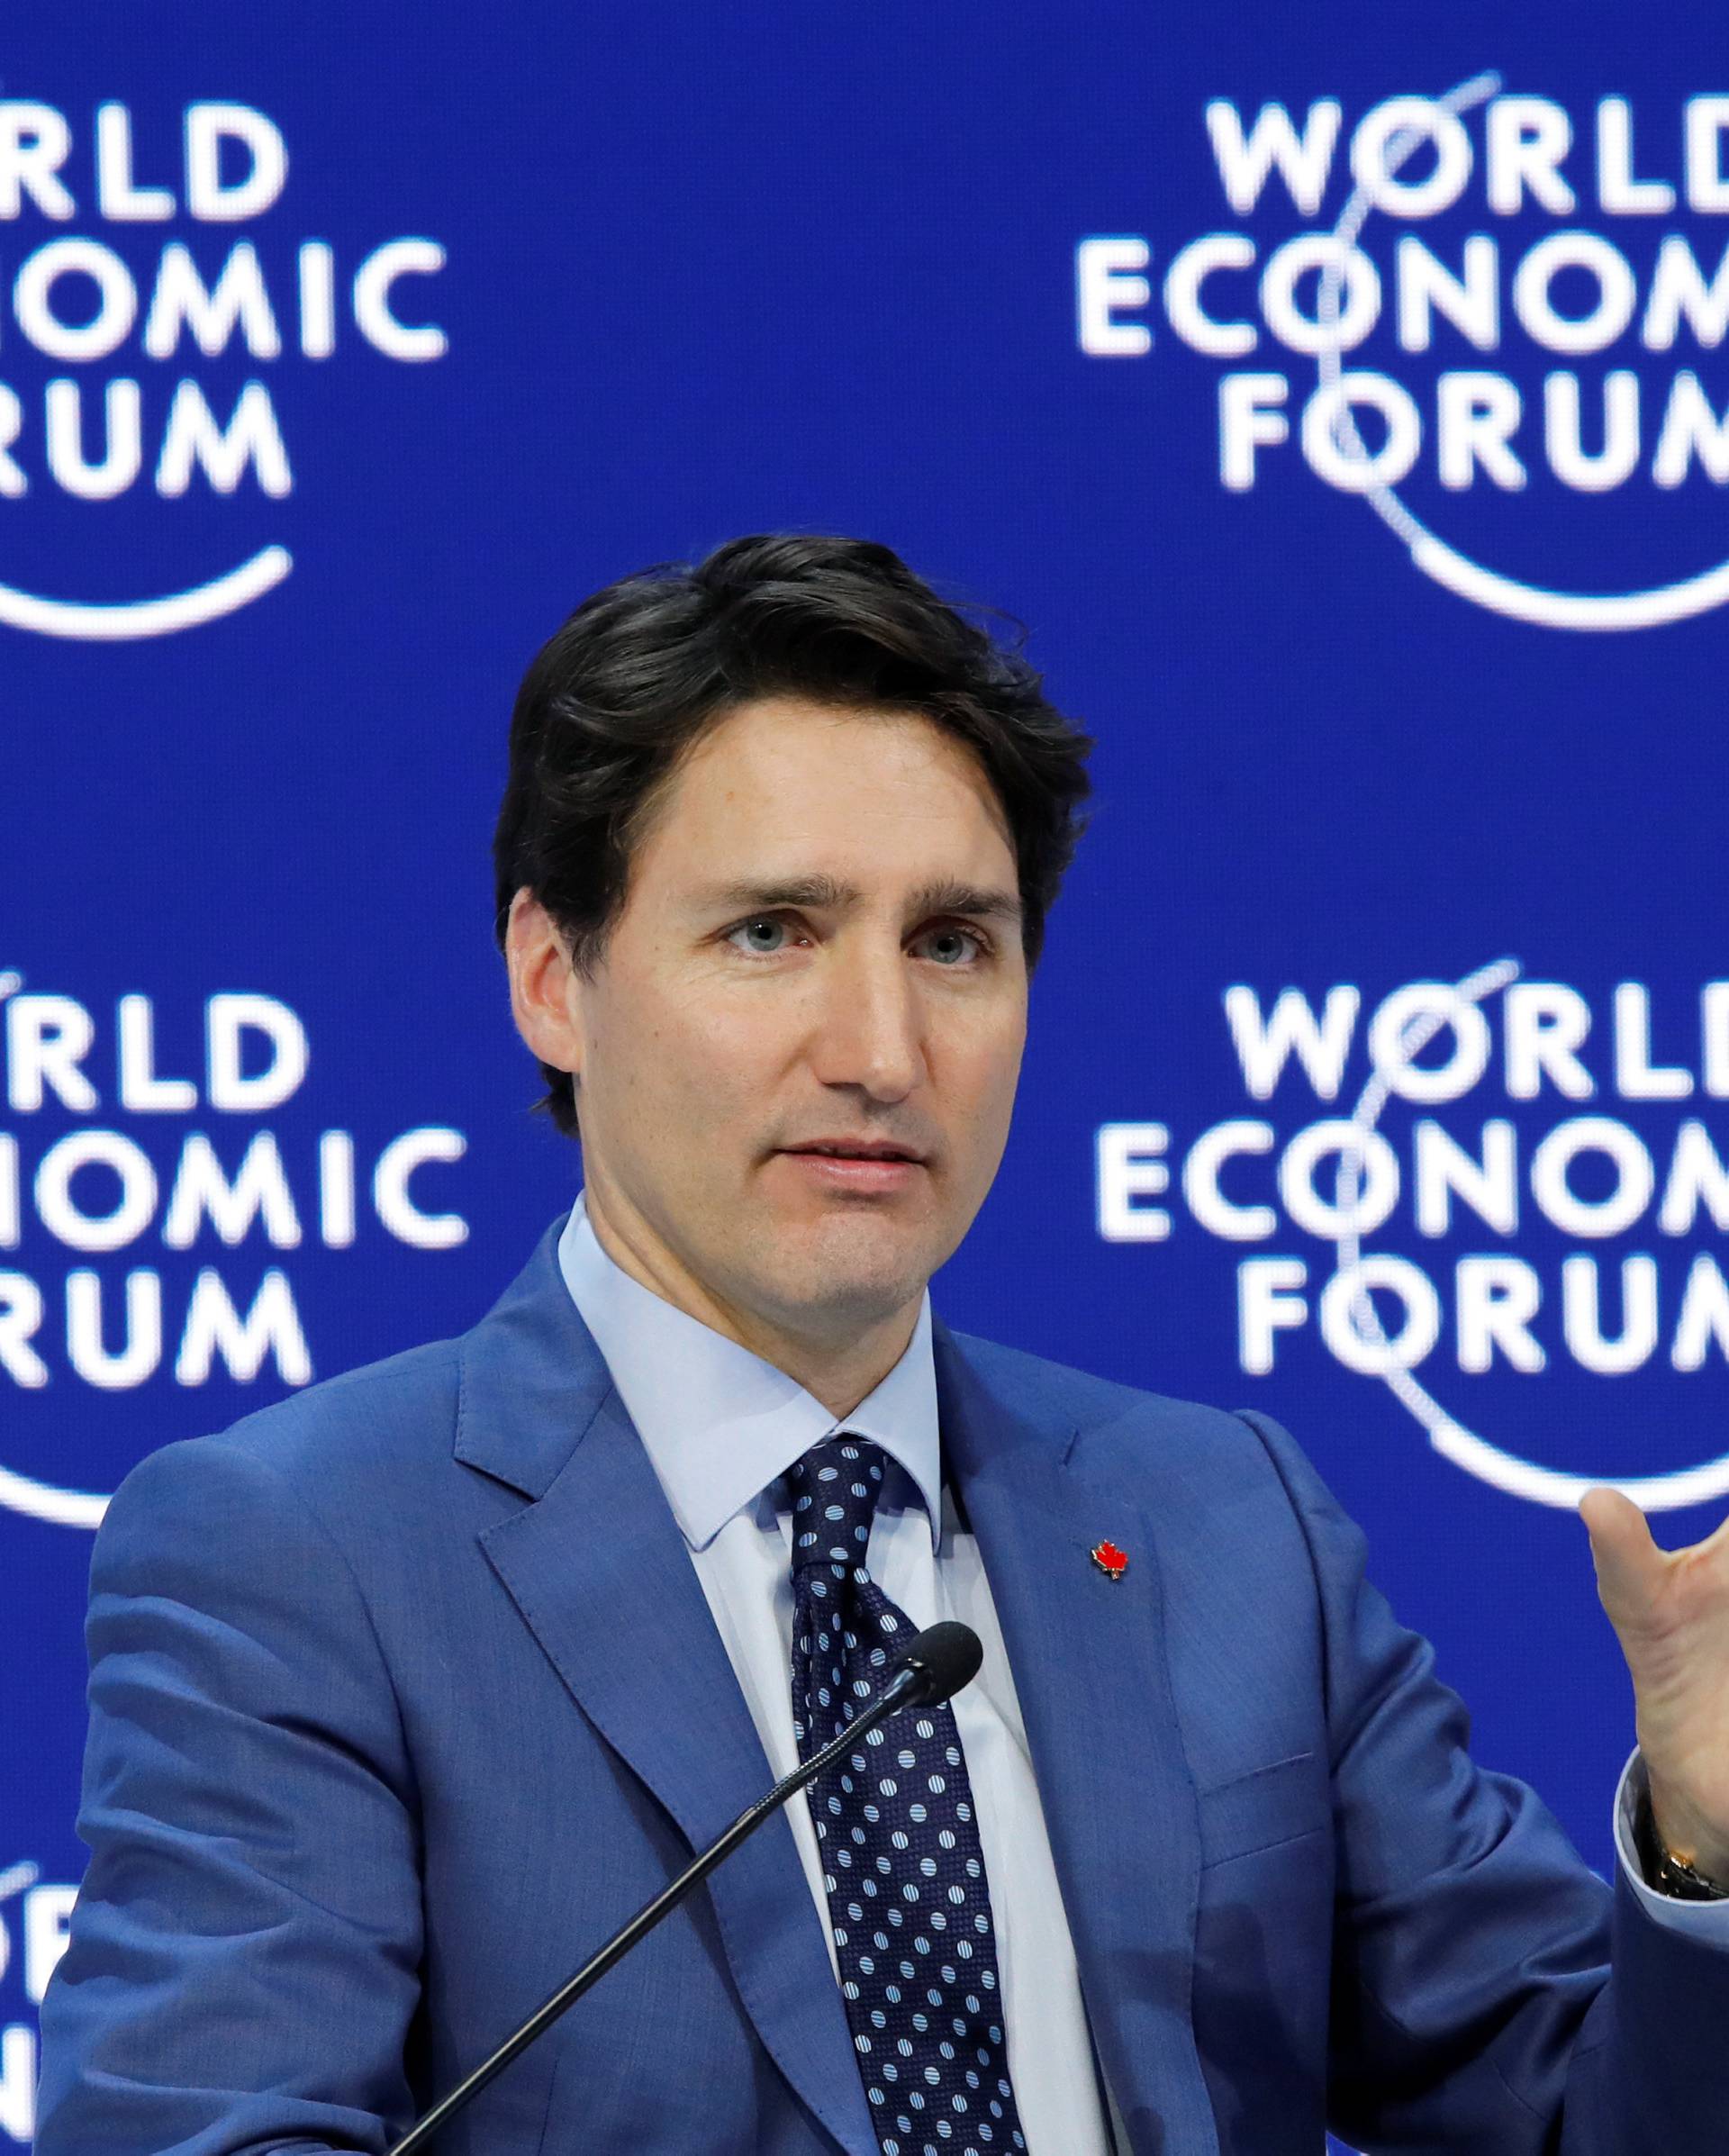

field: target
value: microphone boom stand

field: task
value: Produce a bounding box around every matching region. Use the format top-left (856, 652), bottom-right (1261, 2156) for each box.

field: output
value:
top-left (387, 1645), bottom-right (951, 2154)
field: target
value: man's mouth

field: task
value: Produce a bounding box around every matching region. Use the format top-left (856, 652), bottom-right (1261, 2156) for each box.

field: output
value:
top-left (780, 1140), bottom-right (927, 1164)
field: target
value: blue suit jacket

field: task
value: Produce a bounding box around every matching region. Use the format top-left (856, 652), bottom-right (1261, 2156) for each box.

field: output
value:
top-left (35, 1222), bottom-right (1729, 2153)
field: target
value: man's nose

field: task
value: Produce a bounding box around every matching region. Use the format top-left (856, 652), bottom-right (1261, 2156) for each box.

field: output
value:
top-left (810, 940), bottom-right (924, 1103)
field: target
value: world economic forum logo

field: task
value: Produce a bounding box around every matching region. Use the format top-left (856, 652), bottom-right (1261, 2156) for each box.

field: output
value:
top-left (1076, 74), bottom-right (1729, 630)
top-left (1097, 961), bottom-right (1729, 1512)
top-left (0, 93), bottom-right (445, 639)
top-left (0, 1860), bottom-right (75, 2145)
top-left (0, 972), bottom-right (472, 1529)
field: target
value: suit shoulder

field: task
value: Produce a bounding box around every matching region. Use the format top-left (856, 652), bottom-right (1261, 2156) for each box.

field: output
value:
top-left (941, 1326), bottom-right (1269, 1463)
top-left (120, 1330), bottom-right (466, 1516)
top-left (231, 1328), bottom-right (461, 1457)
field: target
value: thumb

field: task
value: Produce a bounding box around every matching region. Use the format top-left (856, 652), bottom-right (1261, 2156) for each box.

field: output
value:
top-left (1580, 1484), bottom-right (1667, 1625)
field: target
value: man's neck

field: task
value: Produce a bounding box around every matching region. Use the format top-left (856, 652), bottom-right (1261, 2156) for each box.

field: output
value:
top-left (580, 1186), bottom-right (921, 1421)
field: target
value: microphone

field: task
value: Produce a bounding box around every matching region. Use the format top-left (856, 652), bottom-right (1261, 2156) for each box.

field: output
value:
top-left (386, 1619), bottom-right (983, 2155)
top-left (870, 1617), bottom-right (982, 1714)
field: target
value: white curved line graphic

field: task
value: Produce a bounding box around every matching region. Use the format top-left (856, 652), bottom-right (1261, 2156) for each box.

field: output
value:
top-left (1426, 1419), bottom-right (1729, 1512)
top-left (1411, 537), bottom-right (1729, 632)
top-left (0, 1463), bottom-right (108, 1531)
top-left (1316, 75), bottom-right (1729, 633)
top-left (0, 545), bottom-right (292, 641)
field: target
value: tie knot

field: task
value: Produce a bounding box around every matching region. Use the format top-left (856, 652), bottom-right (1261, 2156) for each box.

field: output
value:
top-left (783, 1437), bottom-right (887, 1575)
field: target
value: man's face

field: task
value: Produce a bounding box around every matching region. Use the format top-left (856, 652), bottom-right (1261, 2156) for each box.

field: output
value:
top-left (518, 697), bottom-right (1028, 1351)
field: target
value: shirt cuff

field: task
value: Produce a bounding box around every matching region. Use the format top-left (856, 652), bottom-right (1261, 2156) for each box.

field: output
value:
top-left (1615, 1750), bottom-right (1729, 1944)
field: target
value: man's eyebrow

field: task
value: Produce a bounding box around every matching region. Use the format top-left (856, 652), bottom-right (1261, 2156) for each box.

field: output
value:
top-left (690, 874), bottom-right (1021, 924)
top-left (694, 874), bottom-right (862, 913)
top-left (906, 878), bottom-right (1022, 924)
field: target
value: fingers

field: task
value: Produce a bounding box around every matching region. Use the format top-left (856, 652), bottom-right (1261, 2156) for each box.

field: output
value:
top-left (1579, 1484), bottom-right (1667, 1616)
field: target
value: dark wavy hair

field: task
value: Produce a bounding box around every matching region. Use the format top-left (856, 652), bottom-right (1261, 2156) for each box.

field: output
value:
top-left (493, 533), bottom-right (1093, 1134)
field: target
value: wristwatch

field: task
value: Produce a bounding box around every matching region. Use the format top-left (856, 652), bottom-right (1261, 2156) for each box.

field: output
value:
top-left (1635, 1793), bottom-right (1729, 1903)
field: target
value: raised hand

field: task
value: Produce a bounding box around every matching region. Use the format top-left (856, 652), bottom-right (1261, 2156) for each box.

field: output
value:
top-left (1580, 1485), bottom-right (1729, 1882)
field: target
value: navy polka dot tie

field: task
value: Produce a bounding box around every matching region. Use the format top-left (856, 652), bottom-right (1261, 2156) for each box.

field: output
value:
top-left (784, 1437), bottom-right (1027, 2156)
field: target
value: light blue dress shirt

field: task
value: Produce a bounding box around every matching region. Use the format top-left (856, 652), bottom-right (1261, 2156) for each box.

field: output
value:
top-left (557, 1194), bottom-right (1727, 2155)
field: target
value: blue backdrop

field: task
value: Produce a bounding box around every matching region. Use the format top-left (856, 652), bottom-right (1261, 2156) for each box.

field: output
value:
top-left (5, 3), bottom-right (1728, 2142)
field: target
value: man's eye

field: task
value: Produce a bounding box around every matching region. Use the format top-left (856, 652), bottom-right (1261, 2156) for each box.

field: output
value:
top-left (916, 927), bottom-right (983, 966)
top-left (728, 917), bottom-right (791, 955)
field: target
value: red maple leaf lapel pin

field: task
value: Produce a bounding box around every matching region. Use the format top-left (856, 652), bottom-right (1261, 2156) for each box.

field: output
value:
top-left (1090, 1538), bottom-right (1128, 1581)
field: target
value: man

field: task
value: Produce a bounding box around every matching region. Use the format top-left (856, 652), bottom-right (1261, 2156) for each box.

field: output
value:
top-left (35, 534), bottom-right (1729, 2153)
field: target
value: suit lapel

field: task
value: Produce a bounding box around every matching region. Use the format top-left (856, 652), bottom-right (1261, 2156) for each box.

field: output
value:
top-left (936, 1323), bottom-right (1220, 2156)
top-left (457, 1227), bottom-right (879, 2156)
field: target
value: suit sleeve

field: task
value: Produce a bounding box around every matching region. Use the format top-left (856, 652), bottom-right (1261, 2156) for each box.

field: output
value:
top-left (34, 1433), bottom-right (424, 2156)
top-left (1236, 1409), bottom-right (1729, 2155)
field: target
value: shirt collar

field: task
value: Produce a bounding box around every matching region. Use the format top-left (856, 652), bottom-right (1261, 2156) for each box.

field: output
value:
top-left (557, 1195), bottom-right (941, 1552)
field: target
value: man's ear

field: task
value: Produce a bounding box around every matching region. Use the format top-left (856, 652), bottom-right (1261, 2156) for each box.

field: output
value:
top-left (505, 891), bottom-right (585, 1082)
